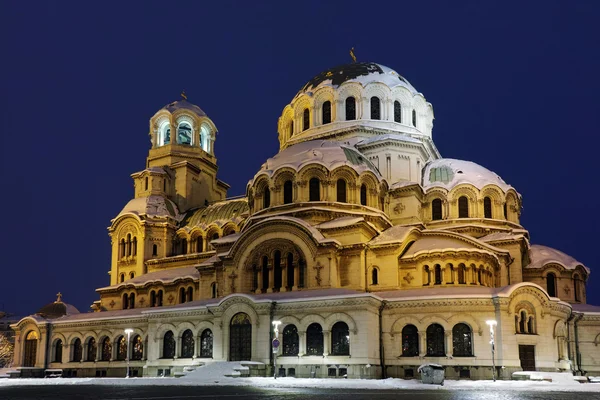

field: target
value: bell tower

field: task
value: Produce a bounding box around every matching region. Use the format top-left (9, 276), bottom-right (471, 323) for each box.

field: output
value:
top-left (145, 94), bottom-right (229, 212)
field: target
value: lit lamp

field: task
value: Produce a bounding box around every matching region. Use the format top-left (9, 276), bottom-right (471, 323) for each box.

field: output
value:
top-left (272, 320), bottom-right (282, 379)
top-left (124, 328), bottom-right (134, 378)
top-left (486, 320), bottom-right (497, 382)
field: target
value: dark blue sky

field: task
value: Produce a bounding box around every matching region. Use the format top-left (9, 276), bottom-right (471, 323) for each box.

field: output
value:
top-left (1, 1), bottom-right (599, 316)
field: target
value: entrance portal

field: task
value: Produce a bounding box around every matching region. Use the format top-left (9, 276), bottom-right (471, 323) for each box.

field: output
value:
top-left (23, 331), bottom-right (38, 367)
top-left (229, 312), bottom-right (252, 361)
top-left (519, 345), bottom-right (536, 371)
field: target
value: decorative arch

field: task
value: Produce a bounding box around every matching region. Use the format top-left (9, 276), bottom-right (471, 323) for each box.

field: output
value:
top-left (419, 315), bottom-right (451, 331)
top-left (176, 321), bottom-right (198, 338)
top-left (324, 312), bottom-right (357, 334)
top-left (447, 315), bottom-right (483, 337)
top-left (299, 314), bottom-right (327, 332)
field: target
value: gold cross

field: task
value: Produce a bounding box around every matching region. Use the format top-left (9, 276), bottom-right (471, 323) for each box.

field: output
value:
top-left (181, 90), bottom-right (188, 100)
top-left (350, 47), bottom-right (357, 63)
top-left (56, 292), bottom-right (63, 302)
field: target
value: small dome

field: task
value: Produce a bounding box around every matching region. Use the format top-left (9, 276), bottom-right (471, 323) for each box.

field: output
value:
top-left (36, 295), bottom-right (80, 319)
top-left (527, 244), bottom-right (589, 273)
top-left (422, 159), bottom-right (513, 192)
top-left (117, 195), bottom-right (180, 220)
top-left (297, 62), bottom-right (418, 98)
top-left (255, 140), bottom-right (382, 179)
top-left (160, 99), bottom-right (206, 117)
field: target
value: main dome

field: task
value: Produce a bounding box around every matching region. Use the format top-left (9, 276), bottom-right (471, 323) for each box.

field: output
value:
top-left (296, 62), bottom-right (418, 98)
top-left (422, 159), bottom-right (514, 192)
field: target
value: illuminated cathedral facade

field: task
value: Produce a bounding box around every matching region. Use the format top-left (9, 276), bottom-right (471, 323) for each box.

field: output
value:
top-left (11, 62), bottom-right (600, 379)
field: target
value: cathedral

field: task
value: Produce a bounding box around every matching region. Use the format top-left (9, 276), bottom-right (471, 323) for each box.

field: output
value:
top-left (10, 62), bottom-right (600, 379)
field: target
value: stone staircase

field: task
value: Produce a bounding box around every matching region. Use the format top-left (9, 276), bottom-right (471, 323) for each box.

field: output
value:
top-left (180, 361), bottom-right (266, 381)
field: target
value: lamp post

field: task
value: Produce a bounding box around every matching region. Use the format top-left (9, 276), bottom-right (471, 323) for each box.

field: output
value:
top-left (124, 328), bottom-right (133, 378)
top-left (486, 320), bottom-right (497, 382)
top-left (272, 320), bottom-right (281, 379)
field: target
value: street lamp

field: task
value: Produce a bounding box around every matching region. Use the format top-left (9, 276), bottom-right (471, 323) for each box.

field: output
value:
top-left (272, 320), bottom-right (282, 379)
top-left (486, 320), bottom-right (497, 382)
top-left (124, 328), bottom-right (134, 378)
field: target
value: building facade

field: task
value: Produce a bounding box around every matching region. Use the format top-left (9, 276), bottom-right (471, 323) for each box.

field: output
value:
top-left (11, 62), bottom-right (600, 379)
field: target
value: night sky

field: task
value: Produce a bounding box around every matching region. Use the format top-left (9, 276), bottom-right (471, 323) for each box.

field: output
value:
top-left (1, 1), bottom-right (599, 317)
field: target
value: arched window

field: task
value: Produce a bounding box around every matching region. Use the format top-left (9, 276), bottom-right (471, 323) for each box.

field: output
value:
top-left (132, 237), bottom-right (137, 256)
top-left (484, 197), bottom-right (492, 218)
top-left (54, 339), bottom-right (63, 362)
top-left (452, 323), bottom-right (473, 357)
top-left (412, 109), bottom-right (417, 127)
top-left (196, 237), bottom-right (203, 253)
top-left (282, 324), bottom-right (299, 356)
top-left (145, 177), bottom-right (148, 191)
top-left (574, 275), bottom-right (581, 302)
top-left (127, 233), bottom-right (132, 256)
top-left (116, 336), bottom-right (127, 361)
top-left (287, 253), bottom-right (294, 288)
top-left (120, 239), bottom-right (126, 258)
top-left (200, 125), bottom-right (211, 153)
top-left (211, 282), bottom-right (217, 298)
top-left (177, 122), bottom-right (192, 145)
top-left (504, 202), bottom-right (508, 219)
top-left (458, 264), bottom-right (466, 284)
top-left (274, 250), bottom-right (282, 290)
top-left (458, 196), bottom-right (469, 218)
top-left (434, 264), bottom-right (442, 284)
top-left (72, 338), bottom-right (82, 362)
top-left (309, 178), bottom-right (320, 201)
top-left (298, 258), bottom-right (306, 288)
top-left (101, 337), bottom-right (112, 361)
top-left (129, 272), bottom-right (135, 279)
top-left (129, 293), bottom-right (135, 309)
top-left (336, 179), bottom-right (347, 203)
top-left (289, 120), bottom-right (294, 136)
top-left (547, 273), bottom-right (556, 297)
top-left (322, 101), bottom-right (331, 124)
top-left (401, 325), bottom-right (419, 356)
top-left (263, 187), bottom-right (271, 209)
top-left (303, 108), bottom-right (310, 131)
top-left (86, 337), bottom-right (96, 362)
top-left (200, 329), bottom-right (213, 358)
top-left (283, 180), bottom-right (293, 204)
top-left (122, 293), bottom-right (128, 310)
top-left (261, 255), bottom-right (269, 291)
top-left (152, 244), bottom-right (158, 257)
top-left (179, 287), bottom-right (186, 304)
top-left (163, 178), bottom-right (167, 192)
top-left (120, 273), bottom-right (125, 283)
top-left (131, 335), bottom-right (143, 360)
top-left (345, 97), bottom-right (356, 120)
top-left (306, 323), bottom-right (324, 356)
top-left (150, 290), bottom-right (156, 307)
top-left (372, 268), bottom-right (379, 285)
top-left (181, 330), bottom-right (194, 358)
top-left (157, 290), bottom-right (163, 306)
top-left (426, 324), bottom-right (445, 356)
top-left (424, 265), bottom-right (431, 285)
top-left (432, 198), bottom-right (442, 220)
top-left (370, 97), bottom-right (381, 120)
top-left (360, 184), bottom-right (367, 206)
top-left (159, 123), bottom-right (171, 146)
top-left (394, 101), bottom-right (402, 123)
top-left (163, 331), bottom-right (175, 358)
top-left (331, 322), bottom-right (350, 355)
top-left (187, 287), bottom-right (193, 302)
top-left (519, 311), bottom-right (527, 333)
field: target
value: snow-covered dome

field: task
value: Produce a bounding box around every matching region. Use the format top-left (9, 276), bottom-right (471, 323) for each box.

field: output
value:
top-left (160, 99), bottom-right (206, 117)
top-left (36, 295), bottom-right (80, 319)
top-left (116, 195), bottom-right (180, 220)
top-left (527, 244), bottom-right (589, 273)
top-left (296, 62), bottom-right (419, 98)
top-left (422, 159), bottom-right (514, 192)
top-left (253, 140), bottom-right (382, 179)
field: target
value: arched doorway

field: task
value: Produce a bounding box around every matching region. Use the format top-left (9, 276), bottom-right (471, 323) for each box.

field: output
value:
top-left (229, 312), bottom-right (251, 361)
top-left (23, 331), bottom-right (38, 367)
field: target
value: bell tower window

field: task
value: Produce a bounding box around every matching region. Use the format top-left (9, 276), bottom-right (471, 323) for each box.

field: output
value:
top-left (322, 101), bottom-right (331, 124)
top-left (177, 122), bottom-right (192, 145)
top-left (200, 125), bottom-right (210, 153)
top-left (345, 97), bottom-right (356, 120)
top-left (159, 123), bottom-right (171, 146)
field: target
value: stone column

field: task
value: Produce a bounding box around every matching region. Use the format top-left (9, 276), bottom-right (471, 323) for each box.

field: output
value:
top-left (267, 264), bottom-right (274, 293)
top-left (170, 119), bottom-right (177, 145)
top-left (293, 262), bottom-right (299, 291)
top-left (256, 268), bottom-right (262, 293)
top-left (174, 336), bottom-right (180, 359)
top-left (419, 331), bottom-right (426, 357)
top-left (445, 331), bottom-right (453, 358)
top-left (323, 330), bottom-right (330, 357)
top-left (298, 331), bottom-right (306, 356)
top-left (281, 261), bottom-right (288, 292)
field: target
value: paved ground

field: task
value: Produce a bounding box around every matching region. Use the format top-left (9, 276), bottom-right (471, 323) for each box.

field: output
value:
top-left (1, 385), bottom-right (599, 400)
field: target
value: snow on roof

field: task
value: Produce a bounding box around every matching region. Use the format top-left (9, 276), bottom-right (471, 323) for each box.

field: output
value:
top-left (479, 231), bottom-right (522, 243)
top-left (182, 198), bottom-right (249, 229)
top-left (401, 235), bottom-right (495, 258)
top-left (159, 99), bottom-right (207, 117)
top-left (571, 303), bottom-right (600, 314)
top-left (317, 216), bottom-right (364, 230)
top-left (369, 225), bottom-right (416, 246)
top-left (97, 266), bottom-right (199, 291)
top-left (253, 140), bottom-right (382, 181)
top-left (52, 307), bottom-right (148, 323)
top-left (422, 158), bottom-right (514, 192)
top-left (527, 244), bottom-right (589, 273)
top-left (356, 133), bottom-right (423, 147)
top-left (296, 62), bottom-right (419, 99)
top-left (389, 181), bottom-right (421, 190)
top-left (116, 195), bottom-right (180, 220)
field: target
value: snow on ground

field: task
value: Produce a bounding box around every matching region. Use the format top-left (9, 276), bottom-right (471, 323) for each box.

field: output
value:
top-left (1, 365), bottom-right (599, 392)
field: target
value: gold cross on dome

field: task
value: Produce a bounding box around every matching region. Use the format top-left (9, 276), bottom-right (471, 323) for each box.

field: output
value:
top-left (181, 90), bottom-right (188, 100)
top-left (56, 292), bottom-right (63, 302)
top-left (350, 47), bottom-right (357, 63)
